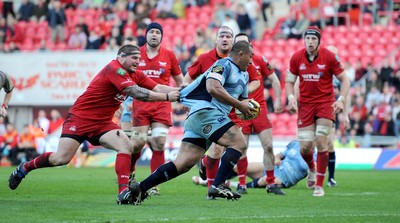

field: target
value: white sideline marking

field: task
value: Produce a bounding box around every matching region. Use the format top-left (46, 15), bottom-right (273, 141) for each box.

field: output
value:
top-left (131, 213), bottom-right (400, 222)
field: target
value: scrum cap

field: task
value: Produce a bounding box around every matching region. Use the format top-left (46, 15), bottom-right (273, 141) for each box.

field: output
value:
top-left (304, 26), bottom-right (322, 44)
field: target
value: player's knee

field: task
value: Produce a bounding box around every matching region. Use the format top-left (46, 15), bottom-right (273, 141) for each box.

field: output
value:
top-left (263, 143), bottom-right (273, 153)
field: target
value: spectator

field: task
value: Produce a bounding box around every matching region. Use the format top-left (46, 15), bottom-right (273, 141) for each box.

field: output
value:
top-left (48, 109), bottom-right (64, 135)
top-left (378, 113), bottom-right (395, 136)
top-left (173, 37), bottom-right (187, 60)
top-left (354, 61), bottom-right (366, 82)
top-left (109, 26), bottom-right (123, 46)
top-left (48, 0), bottom-right (66, 44)
top-left (222, 13), bottom-right (240, 36)
top-left (18, 0), bottom-right (35, 22)
top-left (365, 86), bottom-right (383, 111)
top-left (14, 124), bottom-right (38, 164)
top-left (349, 111), bottom-right (365, 136)
top-left (76, 16), bottom-right (89, 37)
top-left (105, 37), bottom-right (120, 51)
top-left (32, 0), bottom-right (49, 22)
top-left (245, 0), bottom-right (260, 40)
top-left (391, 69), bottom-right (400, 92)
top-left (287, 12), bottom-right (310, 39)
top-left (236, 4), bottom-right (251, 37)
top-left (68, 25), bottom-right (88, 50)
top-left (0, 123), bottom-right (18, 165)
top-left (366, 70), bottom-right (383, 93)
top-left (274, 13), bottom-right (296, 39)
top-left (261, 0), bottom-right (273, 25)
top-left (37, 109), bottom-right (50, 134)
top-left (86, 30), bottom-right (103, 50)
top-left (209, 2), bottom-right (235, 28)
top-left (3, 0), bottom-right (16, 19)
top-left (333, 133), bottom-right (356, 149)
top-left (379, 59), bottom-right (394, 85)
top-left (351, 95), bottom-right (368, 121)
top-left (156, 0), bottom-right (177, 19)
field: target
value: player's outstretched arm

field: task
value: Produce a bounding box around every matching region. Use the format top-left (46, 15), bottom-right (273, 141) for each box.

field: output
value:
top-left (268, 72), bottom-right (283, 113)
top-left (123, 85), bottom-right (180, 102)
top-left (152, 84), bottom-right (180, 93)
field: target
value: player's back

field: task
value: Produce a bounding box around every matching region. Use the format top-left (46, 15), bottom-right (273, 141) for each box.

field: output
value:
top-left (276, 141), bottom-right (308, 187)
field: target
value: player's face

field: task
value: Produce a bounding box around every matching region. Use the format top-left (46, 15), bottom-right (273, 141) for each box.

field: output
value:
top-left (216, 31), bottom-right (233, 54)
top-left (146, 29), bottom-right (162, 47)
top-left (304, 35), bottom-right (319, 53)
top-left (120, 53), bottom-right (141, 72)
top-left (238, 46), bottom-right (254, 71)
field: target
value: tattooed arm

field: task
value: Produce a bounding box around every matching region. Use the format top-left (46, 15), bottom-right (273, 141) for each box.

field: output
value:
top-left (123, 85), bottom-right (180, 102)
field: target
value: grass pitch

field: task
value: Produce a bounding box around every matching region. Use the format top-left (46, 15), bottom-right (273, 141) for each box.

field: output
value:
top-left (1, 166), bottom-right (399, 223)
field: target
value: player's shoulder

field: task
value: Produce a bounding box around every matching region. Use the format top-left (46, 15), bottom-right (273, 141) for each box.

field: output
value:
top-left (198, 49), bottom-right (215, 60)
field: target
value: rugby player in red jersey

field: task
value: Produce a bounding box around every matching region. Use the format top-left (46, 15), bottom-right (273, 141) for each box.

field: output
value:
top-left (129, 22), bottom-right (184, 195)
top-left (285, 26), bottom-right (350, 197)
top-left (234, 33), bottom-right (285, 195)
top-left (8, 45), bottom-right (180, 204)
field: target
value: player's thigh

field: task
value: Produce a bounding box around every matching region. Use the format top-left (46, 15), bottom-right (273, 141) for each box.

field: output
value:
top-left (99, 129), bottom-right (132, 154)
top-left (174, 141), bottom-right (204, 171)
top-left (217, 125), bottom-right (247, 151)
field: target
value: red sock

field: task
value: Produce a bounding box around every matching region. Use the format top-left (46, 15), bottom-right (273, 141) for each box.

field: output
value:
top-left (301, 150), bottom-right (315, 171)
top-left (205, 155), bottom-right (219, 188)
top-left (130, 152), bottom-right (141, 173)
top-left (265, 170), bottom-right (275, 185)
top-left (150, 150), bottom-right (165, 173)
top-left (115, 153), bottom-right (131, 194)
top-left (237, 157), bottom-right (248, 187)
top-left (316, 151), bottom-right (329, 187)
top-left (23, 152), bottom-right (52, 172)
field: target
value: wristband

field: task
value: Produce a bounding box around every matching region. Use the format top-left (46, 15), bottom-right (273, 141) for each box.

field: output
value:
top-left (288, 94), bottom-right (295, 100)
top-left (337, 96), bottom-right (345, 103)
top-left (166, 93), bottom-right (169, 101)
top-left (2, 104), bottom-right (7, 109)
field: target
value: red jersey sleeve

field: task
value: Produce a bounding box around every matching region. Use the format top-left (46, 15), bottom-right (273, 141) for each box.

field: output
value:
top-left (327, 50), bottom-right (345, 76)
top-left (106, 61), bottom-right (137, 91)
top-left (259, 56), bottom-right (274, 78)
top-left (187, 56), bottom-right (204, 79)
top-left (247, 64), bottom-right (259, 82)
top-left (132, 70), bottom-right (158, 90)
top-left (289, 51), bottom-right (301, 76)
top-left (168, 50), bottom-right (182, 76)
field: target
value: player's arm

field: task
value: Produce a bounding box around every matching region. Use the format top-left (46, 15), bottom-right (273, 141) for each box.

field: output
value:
top-left (1, 74), bottom-right (14, 117)
top-left (152, 84), bottom-right (180, 93)
top-left (275, 153), bottom-right (284, 166)
top-left (268, 72), bottom-right (283, 113)
top-left (123, 85), bottom-right (180, 102)
top-left (333, 71), bottom-right (350, 114)
top-left (172, 73), bottom-right (184, 87)
top-left (285, 69), bottom-right (298, 113)
top-left (206, 78), bottom-right (255, 117)
top-left (248, 79), bottom-right (260, 94)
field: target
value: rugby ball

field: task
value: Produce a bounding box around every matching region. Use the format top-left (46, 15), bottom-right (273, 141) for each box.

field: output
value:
top-left (235, 99), bottom-right (260, 120)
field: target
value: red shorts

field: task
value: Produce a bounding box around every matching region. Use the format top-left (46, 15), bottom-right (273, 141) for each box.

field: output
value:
top-left (132, 101), bottom-right (172, 126)
top-left (228, 109), bottom-right (242, 128)
top-left (298, 101), bottom-right (335, 128)
top-left (62, 114), bottom-right (120, 146)
top-left (241, 104), bottom-right (272, 134)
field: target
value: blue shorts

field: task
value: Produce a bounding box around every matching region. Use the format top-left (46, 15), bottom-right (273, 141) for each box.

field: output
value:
top-left (182, 108), bottom-right (234, 149)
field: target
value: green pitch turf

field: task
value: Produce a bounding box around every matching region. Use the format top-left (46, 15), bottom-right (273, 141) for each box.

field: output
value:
top-left (1, 166), bottom-right (399, 223)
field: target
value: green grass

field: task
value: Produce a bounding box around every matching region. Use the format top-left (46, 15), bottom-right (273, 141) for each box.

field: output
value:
top-left (1, 166), bottom-right (400, 223)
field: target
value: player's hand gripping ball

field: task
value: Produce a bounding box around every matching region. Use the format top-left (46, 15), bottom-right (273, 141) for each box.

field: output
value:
top-left (235, 99), bottom-right (260, 120)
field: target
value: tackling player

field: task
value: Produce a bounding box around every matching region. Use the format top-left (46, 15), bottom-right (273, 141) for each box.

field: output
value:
top-left (8, 45), bottom-right (180, 205)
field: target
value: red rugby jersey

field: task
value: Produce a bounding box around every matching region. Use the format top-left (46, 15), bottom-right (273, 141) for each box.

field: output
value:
top-left (138, 45), bottom-right (182, 85)
top-left (289, 47), bottom-right (344, 104)
top-left (70, 60), bottom-right (157, 121)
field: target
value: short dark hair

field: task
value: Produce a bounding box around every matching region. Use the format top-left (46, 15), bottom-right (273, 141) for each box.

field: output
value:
top-left (230, 41), bottom-right (252, 55)
top-left (234, 33), bottom-right (250, 43)
top-left (117, 44), bottom-right (140, 56)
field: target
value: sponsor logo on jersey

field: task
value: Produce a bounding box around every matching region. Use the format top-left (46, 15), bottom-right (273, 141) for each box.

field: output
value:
top-left (301, 73), bottom-right (320, 81)
top-left (298, 119), bottom-right (302, 125)
top-left (317, 64), bottom-right (326, 69)
top-left (209, 72), bottom-right (223, 81)
top-left (203, 124), bottom-right (212, 134)
top-left (217, 117), bottom-right (226, 123)
top-left (143, 69), bottom-right (163, 77)
top-left (211, 65), bottom-right (224, 74)
top-left (158, 61), bottom-right (167, 67)
top-left (69, 126), bottom-right (76, 132)
top-left (116, 68), bottom-right (126, 76)
top-left (139, 60), bottom-right (146, 66)
top-left (300, 63), bottom-right (306, 70)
